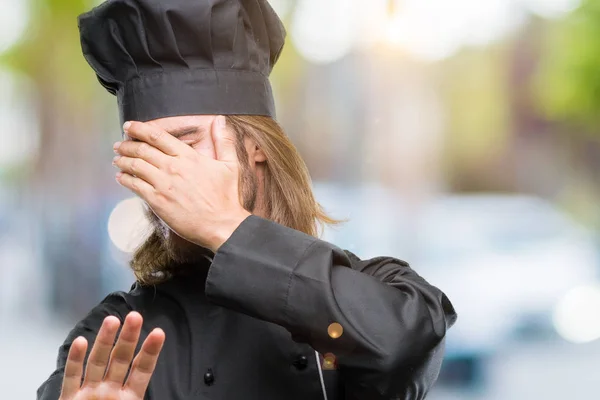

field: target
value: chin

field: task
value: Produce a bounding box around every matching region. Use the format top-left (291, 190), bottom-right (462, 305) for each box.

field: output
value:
top-left (165, 230), bottom-right (213, 262)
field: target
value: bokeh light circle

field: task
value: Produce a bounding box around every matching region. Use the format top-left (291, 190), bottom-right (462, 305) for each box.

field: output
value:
top-left (0, 0), bottom-right (29, 54)
top-left (107, 197), bottom-right (152, 253)
top-left (268, 0), bottom-right (294, 19)
top-left (553, 284), bottom-right (600, 344)
top-left (290, 0), bottom-right (357, 64)
top-left (524, 0), bottom-right (580, 19)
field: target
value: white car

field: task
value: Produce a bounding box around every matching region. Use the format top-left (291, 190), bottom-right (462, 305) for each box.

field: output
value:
top-left (314, 183), bottom-right (600, 383)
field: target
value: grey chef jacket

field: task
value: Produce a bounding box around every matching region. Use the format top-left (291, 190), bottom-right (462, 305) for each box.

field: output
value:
top-left (38, 215), bottom-right (457, 399)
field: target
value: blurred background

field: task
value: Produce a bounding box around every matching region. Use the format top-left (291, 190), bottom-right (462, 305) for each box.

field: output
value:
top-left (1, 0), bottom-right (600, 398)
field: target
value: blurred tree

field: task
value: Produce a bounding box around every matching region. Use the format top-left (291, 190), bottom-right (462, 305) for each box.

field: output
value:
top-left (534, 0), bottom-right (600, 132)
top-left (1, 0), bottom-right (113, 320)
top-left (438, 12), bottom-right (600, 225)
top-left (532, 2), bottom-right (600, 226)
top-left (435, 42), bottom-right (515, 192)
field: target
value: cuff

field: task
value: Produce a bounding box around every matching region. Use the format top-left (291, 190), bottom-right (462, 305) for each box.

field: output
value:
top-left (204, 215), bottom-right (316, 325)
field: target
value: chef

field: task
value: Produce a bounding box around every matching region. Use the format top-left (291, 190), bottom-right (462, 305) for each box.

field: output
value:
top-left (37, 0), bottom-right (457, 399)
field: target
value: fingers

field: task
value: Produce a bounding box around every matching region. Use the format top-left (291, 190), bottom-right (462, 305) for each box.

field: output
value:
top-left (211, 116), bottom-right (238, 163)
top-left (60, 336), bottom-right (88, 399)
top-left (116, 172), bottom-right (156, 200)
top-left (115, 140), bottom-right (169, 169)
top-left (104, 311), bottom-right (144, 385)
top-left (82, 316), bottom-right (121, 386)
top-left (124, 328), bottom-right (166, 398)
top-left (124, 121), bottom-right (188, 157)
top-left (113, 156), bottom-right (162, 187)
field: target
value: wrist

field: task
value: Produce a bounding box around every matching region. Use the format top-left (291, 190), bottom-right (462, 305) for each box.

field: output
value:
top-left (206, 211), bottom-right (251, 252)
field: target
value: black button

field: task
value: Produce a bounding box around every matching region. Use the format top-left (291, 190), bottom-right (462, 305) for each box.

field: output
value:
top-left (293, 355), bottom-right (308, 370)
top-left (204, 369), bottom-right (215, 386)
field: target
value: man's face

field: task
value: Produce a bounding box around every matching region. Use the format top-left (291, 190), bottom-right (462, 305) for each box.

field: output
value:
top-left (131, 115), bottom-right (263, 263)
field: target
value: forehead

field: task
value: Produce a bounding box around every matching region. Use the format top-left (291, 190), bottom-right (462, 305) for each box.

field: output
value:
top-left (148, 115), bottom-right (217, 134)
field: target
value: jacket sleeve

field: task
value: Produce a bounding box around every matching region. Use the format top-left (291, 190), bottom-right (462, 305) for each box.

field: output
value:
top-left (36, 293), bottom-right (131, 400)
top-left (205, 215), bottom-right (457, 399)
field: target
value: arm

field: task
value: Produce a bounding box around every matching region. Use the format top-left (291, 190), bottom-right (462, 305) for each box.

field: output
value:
top-left (205, 216), bottom-right (457, 399)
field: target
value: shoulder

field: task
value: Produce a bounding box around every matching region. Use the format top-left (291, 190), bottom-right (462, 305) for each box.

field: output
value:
top-left (63, 291), bottom-right (134, 344)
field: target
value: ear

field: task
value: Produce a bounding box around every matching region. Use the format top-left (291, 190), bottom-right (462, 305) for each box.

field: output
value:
top-left (252, 144), bottom-right (267, 163)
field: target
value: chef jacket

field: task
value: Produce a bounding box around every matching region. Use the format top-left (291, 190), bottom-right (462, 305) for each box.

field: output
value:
top-left (38, 215), bottom-right (457, 399)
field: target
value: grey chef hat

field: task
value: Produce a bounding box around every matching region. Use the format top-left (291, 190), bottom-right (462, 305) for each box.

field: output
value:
top-left (78, 0), bottom-right (286, 124)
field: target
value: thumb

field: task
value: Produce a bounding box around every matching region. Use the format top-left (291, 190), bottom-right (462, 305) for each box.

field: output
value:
top-left (211, 115), bottom-right (238, 163)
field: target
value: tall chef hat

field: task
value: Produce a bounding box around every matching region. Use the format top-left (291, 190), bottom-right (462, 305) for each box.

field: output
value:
top-left (78, 0), bottom-right (286, 124)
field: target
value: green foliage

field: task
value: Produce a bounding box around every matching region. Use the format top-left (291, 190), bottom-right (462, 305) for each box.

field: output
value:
top-left (0, 0), bottom-right (97, 101)
top-left (436, 43), bottom-right (512, 168)
top-left (534, 0), bottom-right (600, 131)
top-left (0, 0), bottom-right (104, 183)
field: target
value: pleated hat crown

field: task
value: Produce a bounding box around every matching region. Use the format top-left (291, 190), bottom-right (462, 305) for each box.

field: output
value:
top-left (78, 0), bottom-right (286, 123)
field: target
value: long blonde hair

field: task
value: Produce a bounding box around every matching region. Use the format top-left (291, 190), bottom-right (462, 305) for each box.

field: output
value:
top-left (226, 115), bottom-right (338, 237)
top-left (130, 115), bottom-right (340, 285)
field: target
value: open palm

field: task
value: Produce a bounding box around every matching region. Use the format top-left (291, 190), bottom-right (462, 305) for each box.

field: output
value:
top-left (59, 312), bottom-right (165, 400)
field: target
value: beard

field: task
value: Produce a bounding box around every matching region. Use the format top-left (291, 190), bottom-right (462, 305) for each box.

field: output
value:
top-left (142, 158), bottom-right (259, 268)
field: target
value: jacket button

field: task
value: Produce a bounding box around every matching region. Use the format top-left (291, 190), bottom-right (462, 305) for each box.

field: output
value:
top-left (204, 369), bottom-right (215, 386)
top-left (293, 355), bottom-right (308, 370)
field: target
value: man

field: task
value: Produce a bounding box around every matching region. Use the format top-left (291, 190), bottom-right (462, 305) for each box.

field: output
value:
top-left (38, 0), bottom-right (457, 399)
